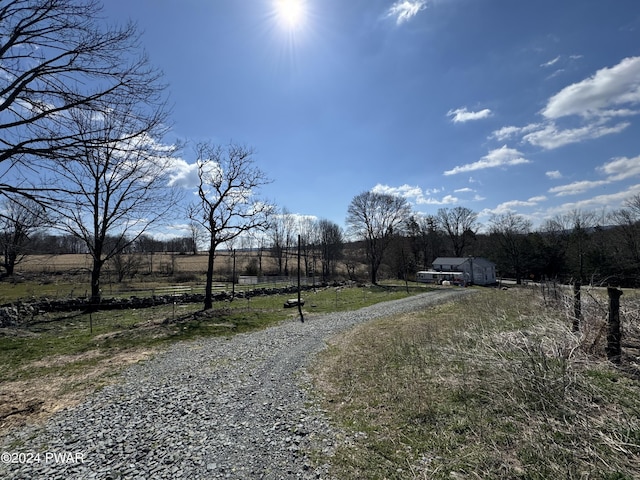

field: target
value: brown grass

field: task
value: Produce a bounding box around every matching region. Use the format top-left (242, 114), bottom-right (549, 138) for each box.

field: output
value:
top-left (0, 349), bottom-right (156, 436)
top-left (311, 287), bottom-right (640, 479)
top-left (17, 251), bottom-right (297, 275)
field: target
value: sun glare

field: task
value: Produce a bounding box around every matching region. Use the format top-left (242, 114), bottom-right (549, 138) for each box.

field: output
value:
top-left (274, 0), bottom-right (306, 30)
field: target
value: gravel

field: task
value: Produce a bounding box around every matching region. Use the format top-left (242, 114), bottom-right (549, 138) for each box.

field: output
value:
top-left (1, 288), bottom-right (473, 479)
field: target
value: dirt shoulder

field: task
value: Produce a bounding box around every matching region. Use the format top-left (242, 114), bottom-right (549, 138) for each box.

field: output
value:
top-left (0, 348), bottom-right (157, 437)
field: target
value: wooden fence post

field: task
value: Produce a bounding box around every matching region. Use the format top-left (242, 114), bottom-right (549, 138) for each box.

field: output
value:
top-left (297, 234), bottom-right (304, 323)
top-left (606, 287), bottom-right (623, 364)
top-left (572, 281), bottom-right (581, 332)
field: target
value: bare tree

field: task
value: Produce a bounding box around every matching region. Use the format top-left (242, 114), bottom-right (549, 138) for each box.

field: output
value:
top-left (406, 214), bottom-right (442, 269)
top-left (567, 209), bottom-right (598, 282)
top-left (609, 194), bottom-right (640, 281)
top-left (346, 191), bottom-right (411, 284)
top-left (0, 0), bottom-right (164, 203)
top-left (108, 242), bottom-right (143, 283)
top-left (317, 219), bottom-right (344, 281)
top-left (269, 208), bottom-right (286, 275)
top-left (437, 207), bottom-right (478, 257)
top-left (538, 216), bottom-right (571, 279)
top-left (254, 233), bottom-right (268, 276)
top-left (0, 197), bottom-right (47, 275)
top-left (50, 98), bottom-right (178, 306)
top-left (187, 142), bottom-right (273, 310)
top-left (281, 209), bottom-right (297, 276)
top-left (297, 216), bottom-right (318, 279)
top-left (489, 212), bottom-right (532, 284)
top-left (268, 208), bottom-right (297, 276)
top-left (188, 221), bottom-right (205, 255)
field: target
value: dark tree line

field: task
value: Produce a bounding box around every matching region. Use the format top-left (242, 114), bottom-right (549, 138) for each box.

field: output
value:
top-left (5, 189), bottom-right (640, 288)
top-left (7, 191), bottom-right (640, 289)
top-left (6, 232), bottom-right (197, 256)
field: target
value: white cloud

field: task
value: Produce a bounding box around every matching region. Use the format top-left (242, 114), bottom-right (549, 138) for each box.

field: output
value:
top-left (522, 121), bottom-right (630, 149)
top-left (372, 183), bottom-right (458, 205)
top-left (386, 0), bottom-right (427, 25)
top-left (444, 145), bottom-right (531, 176)
top-left (480, 196), bottom-right (546, 219)
top-left (454, 187), bottom-right (474, 193)
top-left (548, 154), bottom-right (640, 198)
top-left (167, 159), bottom-right (223, 190)
top-left (500, 198), bottom-right (545, 209)
top-left (489, 123), bottom-right (540, 142)
top-left (490, 57), bottom-right (640, 151)
top-left (372, 183), bottom-right (423, 198)
top-left (549, 180), bottom-right (610, 196)
top-left (541, 56), bottom-right (561, 68)
top-left (546, 183), bottom-right (640, 216)
top-left (542, 56), bottom-right (640, 119)
top-left (419, 194), bottom-right (458, 205)
top-left (492, 120), bottom-right (629, 150)
top-left (167, 158), bottom-right (200, 188)
top-left (597, 155), bottom-right (640, 181)
top-left (546, 170), bottom-right (563, 179)
top-left (447, 107), bottom-right (492, 123)
top-left (272, 211), bottom-right (318, 225)
top-left (420, 195), bottom-right (460, 205)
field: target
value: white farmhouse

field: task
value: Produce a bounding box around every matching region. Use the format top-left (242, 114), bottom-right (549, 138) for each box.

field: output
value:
top-left (417, 257), bottom-right (496, 286)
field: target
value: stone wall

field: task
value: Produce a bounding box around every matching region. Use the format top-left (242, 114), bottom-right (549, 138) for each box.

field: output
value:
top-left (0, 283), bottom-right (333, 327)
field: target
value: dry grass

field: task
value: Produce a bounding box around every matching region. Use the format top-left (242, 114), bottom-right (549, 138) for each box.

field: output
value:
top-left (0, 349), bottom-right (156, 436)
top-left (311, 287), bottom-right (640, 479)
top-left (17, 252), bottom-right (238, 274)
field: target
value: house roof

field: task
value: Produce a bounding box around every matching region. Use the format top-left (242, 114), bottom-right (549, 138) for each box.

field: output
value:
top-left (432, 257), bottom-right (468, 266)
top-left (470, 257), bottom-right (495, 267)
top-left (432, 257), bottom-right (495, 267)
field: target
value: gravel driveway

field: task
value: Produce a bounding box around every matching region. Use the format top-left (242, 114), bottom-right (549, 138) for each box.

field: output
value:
top-left (1, 288), bottom-right (473, 480)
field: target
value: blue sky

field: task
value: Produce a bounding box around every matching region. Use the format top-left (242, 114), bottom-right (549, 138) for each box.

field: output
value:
top-left (102, 0), bottom-right (640, 234)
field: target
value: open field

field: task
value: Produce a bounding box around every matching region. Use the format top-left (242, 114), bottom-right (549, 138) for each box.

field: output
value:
top-left (17, 252), bottom-right (240, 275)
top-left (15, 251), bottom-right (319, 280)
top-left (311, 286), bottom-right (640, 479)
top-left (0, 280), bottom-right (433, 437)
top-left (3, 252), bottom-right (351, 304)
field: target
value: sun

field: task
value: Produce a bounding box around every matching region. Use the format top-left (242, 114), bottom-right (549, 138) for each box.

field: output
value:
top-left (274, 0), bottom-right (306, 30)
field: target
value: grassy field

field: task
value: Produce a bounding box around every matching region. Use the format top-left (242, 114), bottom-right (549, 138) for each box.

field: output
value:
top-left (0, 280), bottom-right (431, 436)
top-left (2, 252), bottom-right (350, 303)
top-left (17, 252), bottom-right (237, 274)
top-left (311, 286), bottom-right (640, 479)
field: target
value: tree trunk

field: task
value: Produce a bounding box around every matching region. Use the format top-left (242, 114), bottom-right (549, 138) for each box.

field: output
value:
top-left (90, 257), bottom-right (103, 309)
top-left (204, 243), bottom-right (215, 310)
top-left (370, 259), bottom-right (377, 284)
top-left (4, 255), bottom-right (15, 275)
